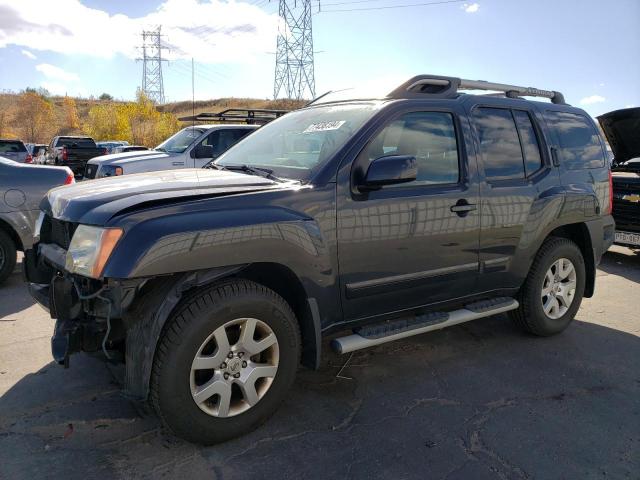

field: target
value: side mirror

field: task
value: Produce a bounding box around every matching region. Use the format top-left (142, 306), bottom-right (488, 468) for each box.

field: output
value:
top-left (193, 144), bottom-right (214, 159)
top-left (359, 155), bottom-right (417, 191)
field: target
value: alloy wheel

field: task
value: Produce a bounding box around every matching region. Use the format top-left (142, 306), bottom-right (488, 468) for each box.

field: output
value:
top-left (541, 258), bottom-right (577, 319)
top-left (189, 317), bottom-right (279, 417)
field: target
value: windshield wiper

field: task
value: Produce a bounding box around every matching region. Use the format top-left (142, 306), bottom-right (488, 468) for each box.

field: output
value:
top-left (155, 147), bottom-right (166, 152)
top-left (213, 164), bottom-right (286, 182)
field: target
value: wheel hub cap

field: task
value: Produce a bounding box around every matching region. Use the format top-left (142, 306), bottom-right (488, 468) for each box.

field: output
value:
top-left (189, 317), bottom-right (279, 418)
top-left (541, 258), bottom-right (577, 320)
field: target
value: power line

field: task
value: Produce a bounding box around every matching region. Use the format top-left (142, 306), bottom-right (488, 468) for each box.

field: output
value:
top-left (320, 0), bottom-right (466, 12)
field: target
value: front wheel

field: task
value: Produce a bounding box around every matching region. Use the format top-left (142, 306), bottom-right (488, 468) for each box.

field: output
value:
top-left (150, 280), bottom-right (300, 445)
top-left (510, 237), bottom-right (586, 336)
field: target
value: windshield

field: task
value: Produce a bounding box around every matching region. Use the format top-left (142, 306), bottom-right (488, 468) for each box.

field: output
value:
top-left (214, 103), bottom-right (381, 181)
top-left (156, 127), bottom-right (206, 153)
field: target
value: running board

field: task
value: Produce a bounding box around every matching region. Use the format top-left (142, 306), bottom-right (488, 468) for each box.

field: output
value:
top-left (331, 297), bottom-right (519, 354)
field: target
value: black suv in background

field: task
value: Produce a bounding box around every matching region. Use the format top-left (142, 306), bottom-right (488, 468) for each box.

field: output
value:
top-left (598, 107), bottom-right (640, 250)
top-left (25, 75), bottom-right (614, 444)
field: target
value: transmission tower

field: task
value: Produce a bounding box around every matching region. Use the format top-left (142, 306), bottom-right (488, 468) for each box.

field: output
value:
top-left (273, 0), bottom-right (316, 100)
top-left (137, 26), bottom-right (168, 104)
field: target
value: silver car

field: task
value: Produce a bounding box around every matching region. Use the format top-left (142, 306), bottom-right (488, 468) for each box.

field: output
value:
top-left (0, 156), bottom-right (75, 285)
top-left (0, 139), bottom-right (31, 163)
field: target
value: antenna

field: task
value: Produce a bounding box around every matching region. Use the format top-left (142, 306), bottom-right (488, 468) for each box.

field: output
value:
top-left (136, 26), bottom-right (168, 104)
top-left (273, 0), bottom-right (316, 100)
top-left (192, 57), bottom-right (195, 131)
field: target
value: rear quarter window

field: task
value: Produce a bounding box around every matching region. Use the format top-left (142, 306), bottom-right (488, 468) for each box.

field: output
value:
top-left (544, 111), bottom-right (605, 169)
top-left (0, 141), bottom-right (27, 153)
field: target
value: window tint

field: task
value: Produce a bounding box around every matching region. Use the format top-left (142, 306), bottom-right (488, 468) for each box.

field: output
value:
top-left (0, 141), bottom-right (27, 153)
top-left (359, 111), bottom-right (459, 186)
top-left (513, 110), bottom-right (543, 176)
top-left (545, 111), bottom-right (605, 169)
top-left (473, 107), bottom-right (524, 180)
top-left (56, 138), bottom-right (96, 148)
top-left (202, 129), bottom-right (247, 156)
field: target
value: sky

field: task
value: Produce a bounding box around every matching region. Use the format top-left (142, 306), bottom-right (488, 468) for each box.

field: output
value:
top-left (0, 0), bottom-right (638, 117)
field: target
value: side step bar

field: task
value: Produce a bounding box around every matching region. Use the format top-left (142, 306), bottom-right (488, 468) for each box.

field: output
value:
top-left (331, 297), bottom-right (519, 354)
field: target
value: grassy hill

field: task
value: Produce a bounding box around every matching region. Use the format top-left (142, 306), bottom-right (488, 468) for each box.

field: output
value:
top-left (0, 92), bottom-right (306, 144)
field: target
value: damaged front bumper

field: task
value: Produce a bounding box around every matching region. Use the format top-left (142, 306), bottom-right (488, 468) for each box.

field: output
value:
top-left (24, 244), bottom-right (143, 367)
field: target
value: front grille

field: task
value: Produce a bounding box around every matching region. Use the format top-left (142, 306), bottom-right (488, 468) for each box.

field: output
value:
top-left (613, 199), bottom-right (640, 233)
top-left (41, 215), bottom-right (77, 250)
top-left (84, 163), bottom-right (98, 179)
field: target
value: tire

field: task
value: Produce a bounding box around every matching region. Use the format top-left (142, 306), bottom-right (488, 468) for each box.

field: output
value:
top-left (510, 237), bottom-right (586, 336)
top-left (150, 279), bottom-right (301, 445)
top-left (0, 230), bottom-right (17, 286)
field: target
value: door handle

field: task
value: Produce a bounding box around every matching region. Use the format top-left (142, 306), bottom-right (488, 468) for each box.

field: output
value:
top-left (450, 199), bottom-right (476, 216)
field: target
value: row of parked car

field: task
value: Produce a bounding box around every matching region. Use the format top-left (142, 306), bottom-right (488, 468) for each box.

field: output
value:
top-left (2, 77), bottom-right (639, 445)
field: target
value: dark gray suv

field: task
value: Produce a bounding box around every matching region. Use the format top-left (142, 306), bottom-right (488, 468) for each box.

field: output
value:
top-left (25, 75), bottom-right (614, 444)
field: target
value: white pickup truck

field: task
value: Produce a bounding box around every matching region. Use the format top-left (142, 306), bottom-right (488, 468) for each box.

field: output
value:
top-left (83, 124), bottom-right (258, 179)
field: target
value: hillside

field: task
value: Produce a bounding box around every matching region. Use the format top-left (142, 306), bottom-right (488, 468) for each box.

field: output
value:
top-left (0, 91), bottom-right (306, 145)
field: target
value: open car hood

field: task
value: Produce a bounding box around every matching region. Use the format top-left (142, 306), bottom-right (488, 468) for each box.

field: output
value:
top-left (597, 107), bottom-right (640, 164)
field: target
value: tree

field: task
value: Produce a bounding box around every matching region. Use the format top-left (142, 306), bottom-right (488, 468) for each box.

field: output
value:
top-left (85, 90), bottom-right (180, 145)
top-left (99, 93), bottom-right (113, 101)
top-left (14, 91), bottom-right (55, 142)
top-left (62, 96), bottom-right (80, 131)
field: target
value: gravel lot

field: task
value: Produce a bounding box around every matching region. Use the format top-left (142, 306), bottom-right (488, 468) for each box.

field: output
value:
top-left (1, 246), bottom-right (639, 479)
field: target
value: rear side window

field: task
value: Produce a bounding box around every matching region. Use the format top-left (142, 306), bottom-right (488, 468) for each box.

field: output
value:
top-left (513, 110), bottom-right (543, 176)
top-left (202, 129), bottom-right (249, 156)
top-left (545, 111), bottom-right (605, 169)
top-left (0, 141), bottom-right (27, 153)
top-left (473, 107), bottom-right (524, 180)
top-left (358, 111), bottom-right (459, 186)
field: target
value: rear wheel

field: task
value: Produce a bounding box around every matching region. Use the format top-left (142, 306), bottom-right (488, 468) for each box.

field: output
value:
top-left (510, 237), bottom-right (586, 336)
top-left (0, 230), bottom-right (17, 286)
top-left (150, 279), bottom-right (300, 445)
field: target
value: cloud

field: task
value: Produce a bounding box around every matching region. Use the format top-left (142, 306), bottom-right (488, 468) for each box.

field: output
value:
top-left (0, 0), bottom-right (279, 64)
top-left (462, 3), bottom-right (480, 13)
top-left (36, 63), bottom-right (80, 82)
top-left (21, 49), bottom-right (36, 59)
top-left (580, 95), bottom-right (606, 105)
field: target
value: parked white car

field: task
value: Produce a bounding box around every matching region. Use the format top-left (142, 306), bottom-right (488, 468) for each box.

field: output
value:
top-left (83, 124), bottom-right (258, 179)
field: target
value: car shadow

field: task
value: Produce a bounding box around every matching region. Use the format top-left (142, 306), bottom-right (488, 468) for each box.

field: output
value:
top-left (0, 259), bottom-right (36, 319)
top-left (1, 314), bottom-right (639, 479)
top-left (599, 246), bottom-right (640, 283)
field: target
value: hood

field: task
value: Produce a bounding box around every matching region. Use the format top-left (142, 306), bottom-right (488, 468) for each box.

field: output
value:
top-left (87, 149), bottom-right (165, 166)
top-left (597, 107), bottom-right (640, 164)
top-left (43, 168), bottom-right (281, 225)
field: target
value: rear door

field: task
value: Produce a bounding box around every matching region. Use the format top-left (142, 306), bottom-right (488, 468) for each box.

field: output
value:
top-left (467, 103), bottom-right (559, 290)
top-left (336, 106), bottom-right (481, 320)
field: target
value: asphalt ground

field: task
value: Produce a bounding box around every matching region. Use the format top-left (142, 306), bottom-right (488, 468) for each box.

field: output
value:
top-left (1, 246), bottom-right (639, 479)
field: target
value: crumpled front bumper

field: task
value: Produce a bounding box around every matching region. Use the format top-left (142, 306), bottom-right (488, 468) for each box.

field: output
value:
top-left (24, 244), bottom-right (121, 366)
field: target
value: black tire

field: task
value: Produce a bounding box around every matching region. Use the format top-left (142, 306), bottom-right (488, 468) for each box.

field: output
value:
top-left (510, 237), bottom-right (586, 336)
top-left (0, 230), bottom-right (17, 286)
top-left (150, 279), bottom-right (301, 445)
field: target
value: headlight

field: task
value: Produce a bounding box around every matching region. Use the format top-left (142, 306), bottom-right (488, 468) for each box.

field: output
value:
top-left (97, 165), bottom-right (124, 178)
top-left (65, 225), bottom-right (123, 278)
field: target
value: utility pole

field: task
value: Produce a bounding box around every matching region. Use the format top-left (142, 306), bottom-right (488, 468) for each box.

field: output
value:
top-left (137, 26), bottom-right (168, 104)
top-left (273, 0), bottom-right (316, 100)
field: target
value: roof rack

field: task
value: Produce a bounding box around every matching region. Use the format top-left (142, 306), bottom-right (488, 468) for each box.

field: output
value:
top-left (388, 75), bottom-right (566, 104)
top-left (178, 108), bottom-right (289, 125)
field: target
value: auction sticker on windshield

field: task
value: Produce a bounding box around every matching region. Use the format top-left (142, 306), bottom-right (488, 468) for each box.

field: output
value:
top-left (303, 121), bottom-right (346, 133)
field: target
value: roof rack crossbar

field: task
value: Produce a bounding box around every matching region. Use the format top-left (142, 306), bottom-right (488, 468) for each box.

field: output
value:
top-left (388, 75), bottom-right (566, 104)
top-left (178, 108), bottom-right (289, 124)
